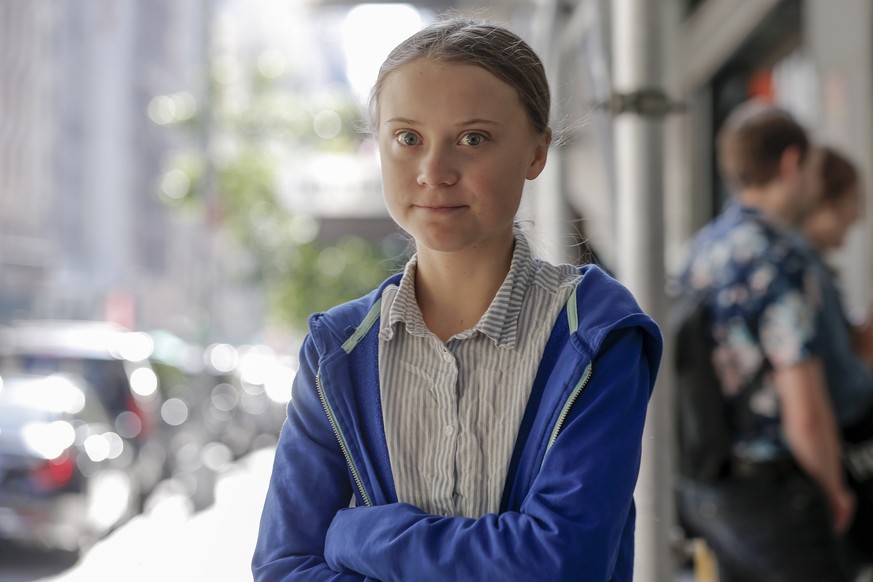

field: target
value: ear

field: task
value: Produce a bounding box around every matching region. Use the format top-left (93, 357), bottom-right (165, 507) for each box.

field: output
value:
top-left (526, 129), bottom-right (552, 180)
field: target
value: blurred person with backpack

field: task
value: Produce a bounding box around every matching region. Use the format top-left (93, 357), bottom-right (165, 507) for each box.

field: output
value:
top-left (672, 101), bottom-right (855, 581)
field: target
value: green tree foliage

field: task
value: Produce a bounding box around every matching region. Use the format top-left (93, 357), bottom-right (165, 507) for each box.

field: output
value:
top-left (153, 57), bottom-right (401, 332)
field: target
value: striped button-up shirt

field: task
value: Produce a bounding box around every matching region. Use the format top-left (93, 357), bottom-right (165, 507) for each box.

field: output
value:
top-left (378, 233), bottom-right (581, 518)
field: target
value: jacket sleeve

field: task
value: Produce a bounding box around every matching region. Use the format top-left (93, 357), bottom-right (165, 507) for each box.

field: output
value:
top-left (323, 327), bottom-right (655, 582)
top-left (252, 333), bottom-right (373, 581)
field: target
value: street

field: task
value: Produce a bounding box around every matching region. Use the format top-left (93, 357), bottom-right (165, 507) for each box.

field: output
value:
top-left (0, 447), bottom-right (274, 582)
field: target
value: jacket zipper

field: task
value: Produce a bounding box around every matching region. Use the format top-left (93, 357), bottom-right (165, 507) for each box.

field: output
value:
top-left (315, 370), bottom-right (373, 507)
top-left (545, 362), bottom-right (593, 454)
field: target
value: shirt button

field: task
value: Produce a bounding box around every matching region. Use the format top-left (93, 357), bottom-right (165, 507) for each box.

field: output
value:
top-left (444, 425), bottom-right (455, 437)
top-left (441, 349), bottom-right (453, 362)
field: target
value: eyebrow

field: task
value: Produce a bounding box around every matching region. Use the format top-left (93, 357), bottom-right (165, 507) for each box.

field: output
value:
top-left (383, 117), bottom-right (504, 127)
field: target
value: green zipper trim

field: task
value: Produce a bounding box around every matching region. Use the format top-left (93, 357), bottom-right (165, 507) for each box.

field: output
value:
top-left (567, 285), bottom-right (579, 334)
top-left (545, 362), bottom-right (592, 457)
top-left (342, 299), bottom-right (382, 354)
top-left (315, 371), bottom-right (373, 507)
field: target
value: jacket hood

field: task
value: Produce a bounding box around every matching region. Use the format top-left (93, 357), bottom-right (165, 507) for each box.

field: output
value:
top-left (570, 266), bottom-right (663, 389)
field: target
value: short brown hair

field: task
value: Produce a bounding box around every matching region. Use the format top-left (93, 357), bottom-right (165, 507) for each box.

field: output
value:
top-left (818, 146), bottom-right (859, 204)
top-left (368, 18), bottom-right (550, 135)
top-left (716, 100), bottom-right (809, 189)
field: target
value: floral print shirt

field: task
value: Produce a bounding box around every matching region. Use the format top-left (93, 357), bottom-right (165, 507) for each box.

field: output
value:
top-left (679, 203), bottom-right (820, 461)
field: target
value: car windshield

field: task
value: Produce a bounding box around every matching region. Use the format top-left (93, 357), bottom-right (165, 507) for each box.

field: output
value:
top-left (2, 355), bottom-right (131, 416)
top-left (0, 374), bottom-right (110, 456)
top-left (0, 399), bottom-right (56, 427)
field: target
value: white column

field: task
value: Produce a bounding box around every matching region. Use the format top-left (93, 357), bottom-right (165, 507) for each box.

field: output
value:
top-left (805, 0), bottom-right (873, 322)
top-left (529, 0), bottom-right (572, 265)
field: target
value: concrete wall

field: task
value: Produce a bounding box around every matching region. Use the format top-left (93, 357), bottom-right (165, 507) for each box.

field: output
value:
top-left (806, 0), bottom-right (873, 319)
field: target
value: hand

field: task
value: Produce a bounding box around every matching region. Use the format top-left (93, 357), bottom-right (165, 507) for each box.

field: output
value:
top-left (829, 484), bottom-right (856, 535)
top-left (852, 312), bottom-right (873, 365)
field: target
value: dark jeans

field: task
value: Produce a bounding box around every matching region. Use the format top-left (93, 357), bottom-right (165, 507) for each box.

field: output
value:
top-left (843, 406), bottom-right (873, 562)
top-left (676, 463), bottom-right (853, 582)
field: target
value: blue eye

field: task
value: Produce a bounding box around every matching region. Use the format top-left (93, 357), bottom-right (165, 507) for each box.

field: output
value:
top-left (460, 132), bottom-right (485, 146)
top-left (395, 131), bottom-right (420, 146)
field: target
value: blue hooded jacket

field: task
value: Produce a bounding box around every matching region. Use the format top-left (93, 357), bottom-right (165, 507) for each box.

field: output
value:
top-left (253, 265), bottom-right (662, 581)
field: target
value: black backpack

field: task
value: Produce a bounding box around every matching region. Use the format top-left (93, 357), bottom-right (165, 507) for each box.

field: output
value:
top-left (671, 293), bottom-right (733, 482)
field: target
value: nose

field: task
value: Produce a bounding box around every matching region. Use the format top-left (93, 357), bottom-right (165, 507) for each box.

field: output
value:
top-left (417, 143), bottom-right (459, 188)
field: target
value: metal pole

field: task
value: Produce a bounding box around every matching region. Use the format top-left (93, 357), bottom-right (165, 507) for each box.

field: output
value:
top-left (610, 0), bottom-right (674, 581)
top-left (530, 0), bottom-right (573, 264)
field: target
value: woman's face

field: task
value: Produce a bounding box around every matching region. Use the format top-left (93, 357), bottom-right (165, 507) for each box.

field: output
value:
top-left (808, 185), bottom-right (863, 250)
top-left (375, 58), bottom-right (550, 255)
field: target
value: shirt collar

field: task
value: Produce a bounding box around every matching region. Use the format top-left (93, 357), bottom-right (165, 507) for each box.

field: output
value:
top-left (380, 255), bottom-right (429, 341)
top-left (379, 232), bottom-right (536, 349)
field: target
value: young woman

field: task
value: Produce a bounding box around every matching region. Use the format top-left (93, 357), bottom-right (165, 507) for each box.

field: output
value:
top-left (802, 147), bottom-right (873, 565)
top-left (803, 146), bottom-right (873, 413)
top-left (253, 18), bottom-right (662, 581)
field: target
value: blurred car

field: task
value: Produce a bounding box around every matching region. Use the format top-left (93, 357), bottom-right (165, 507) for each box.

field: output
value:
top-left (139, 334), bottom-right (294, 513)
top-left (203, 342), bottom-right (293, 458)
top-left (0, 320), bottom-right (166, 503)
top-left (147, 330), bottom-right (224, 512)
top-left (0, 372), bottom-right (140, 552)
